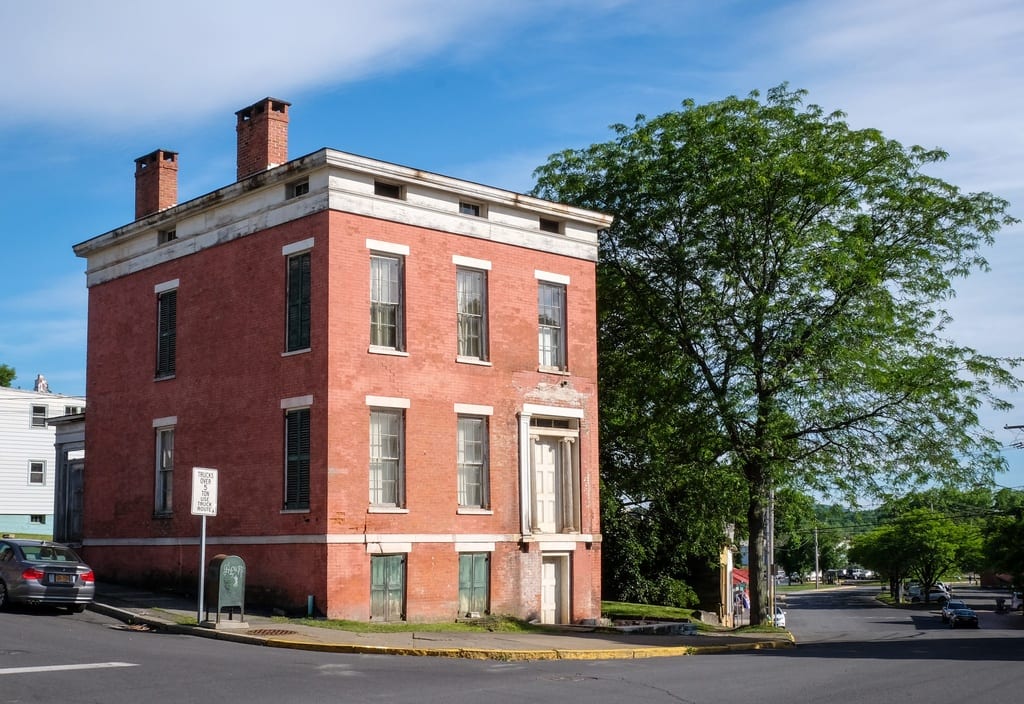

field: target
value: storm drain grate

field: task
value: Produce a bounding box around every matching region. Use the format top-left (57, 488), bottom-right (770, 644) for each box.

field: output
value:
top-left (248, 628), bottom-right (299, 636)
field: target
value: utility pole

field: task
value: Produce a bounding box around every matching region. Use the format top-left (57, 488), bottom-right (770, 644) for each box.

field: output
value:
top-left (814, 526), bottom-right (820, 589)
top-left (768, 487), bottom-right (776, 623)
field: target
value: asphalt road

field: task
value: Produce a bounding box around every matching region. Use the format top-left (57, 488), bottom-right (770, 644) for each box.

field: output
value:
top-left (2, 585), bottom-right (1022, 704)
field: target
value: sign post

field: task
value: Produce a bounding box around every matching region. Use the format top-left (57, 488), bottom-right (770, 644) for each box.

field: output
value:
top-left (191, 467), bottom-right (218, 624)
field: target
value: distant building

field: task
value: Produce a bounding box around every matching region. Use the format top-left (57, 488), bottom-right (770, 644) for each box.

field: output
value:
top-left (72, 98), bottom-right (611, 622)
top-left (0, 379), bottom-right (85, 536)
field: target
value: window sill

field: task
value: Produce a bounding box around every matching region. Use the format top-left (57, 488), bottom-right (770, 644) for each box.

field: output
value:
top-left (282, 348), bottom-right (311, 357)
top-left (152, 511), bottom-right (173, 520)
top-left (368, 506), bottom-right (409, 514)
top-left (537, 366), bottom-right (570, 375)
top-left (281, 508), bottom-right (310, 514)
top-left (456, 508), bottom-right (493, 515)
top-left (456, 356), bottom-right (492, 367)
top-left (368, 346), bottom-right (409, 357)
top-left (154, 374), bottom-right (177, 382)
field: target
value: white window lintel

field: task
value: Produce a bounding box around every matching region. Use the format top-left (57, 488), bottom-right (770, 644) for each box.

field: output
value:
top-left (152, 416), bottom-right (177, 428)
top-left (366, 395), bottom-right (410, 409)
top-left (534, 270), bottom-right (570, 285)
top-left (154, 279), bottom-right (179, 294)
top-left (522, 403), bottom-right (584, 419)
top-left (453, 255), bottom-right (492, 271)
top-left (454, 403), bottom-right (493, 416)
top-left (282, 237), bottom-right (315, 256)
top-left (280, 395), bottom-right (314, 410)
top-left (366, 239), bottom-right (409, 256)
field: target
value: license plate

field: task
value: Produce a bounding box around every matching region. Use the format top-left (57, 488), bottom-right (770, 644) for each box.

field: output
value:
top-left (53, 574), bottom-right (73, 584)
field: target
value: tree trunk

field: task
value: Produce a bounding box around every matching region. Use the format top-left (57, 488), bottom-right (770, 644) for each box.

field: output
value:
top-left (747, 488), bottom-right (768, 626)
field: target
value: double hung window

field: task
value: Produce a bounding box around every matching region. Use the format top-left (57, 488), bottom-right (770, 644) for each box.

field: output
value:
top-left (155, 426), bottom-right (174, 514)
top-left (369, 409), bottom-right (404, 506)
top-left (456, 267), bottom-right (487, 360)
top-left (370, 254), bottom-right (404, 350)
top-left (457, 416), bottom-right (488, 508)
top-left (538, 281), bottom-right (566, 370)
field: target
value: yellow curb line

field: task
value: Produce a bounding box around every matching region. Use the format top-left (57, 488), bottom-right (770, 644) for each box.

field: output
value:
top-left (262, 637), bottom-right (794, 660)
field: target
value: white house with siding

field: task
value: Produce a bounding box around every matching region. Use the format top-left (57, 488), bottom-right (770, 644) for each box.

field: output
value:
top-left (0, 379), bottom-right (85, 536)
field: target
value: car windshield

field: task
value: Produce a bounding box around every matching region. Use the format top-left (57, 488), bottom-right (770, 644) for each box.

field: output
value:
top-left (21, 544), bottom-right (80, 562)
top-left (947, 601), bottom-right (965, 609)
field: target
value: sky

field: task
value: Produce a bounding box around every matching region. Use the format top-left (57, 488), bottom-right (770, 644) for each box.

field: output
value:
top-left (1, 0), bottom-right (1023, 491)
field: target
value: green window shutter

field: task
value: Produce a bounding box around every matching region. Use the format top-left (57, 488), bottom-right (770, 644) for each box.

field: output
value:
top-left (286, 252), bottom-right (311, 351)
top-left (156, 289), bottom-right (177, 377)
top-left (284, 408), bottom-right (310, 509)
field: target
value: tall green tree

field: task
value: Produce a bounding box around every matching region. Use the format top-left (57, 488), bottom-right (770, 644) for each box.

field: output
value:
top-left (0, 363), bottom-right (14, 387)
top-left (533, 85), bottom-right (1020, 624)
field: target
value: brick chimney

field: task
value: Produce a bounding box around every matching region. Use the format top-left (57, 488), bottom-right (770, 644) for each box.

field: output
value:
top-left (235, 97), bottom-right (291, 181)
top-left (134, 149), bottom-right (179, 220)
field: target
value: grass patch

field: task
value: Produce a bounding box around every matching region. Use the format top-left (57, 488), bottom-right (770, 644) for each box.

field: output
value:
top-left (277, 614), bottom-right (545, 634)
top-left (736, 624), bottom-right (788, 634)
top-left (600, 601), bottom-right (696, 621)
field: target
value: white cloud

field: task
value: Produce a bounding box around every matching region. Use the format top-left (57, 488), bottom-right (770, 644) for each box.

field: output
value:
top-left (0, 0), bottom-right (532, 131)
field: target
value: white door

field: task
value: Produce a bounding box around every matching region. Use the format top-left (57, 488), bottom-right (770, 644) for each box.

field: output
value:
top-left (533, 437), bottom-right (560, 533)
top-left (541, 556), bottom-right (565, 624)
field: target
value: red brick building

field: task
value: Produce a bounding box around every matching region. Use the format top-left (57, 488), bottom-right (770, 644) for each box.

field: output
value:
top-left (73, 98), bottom-right (610, 622)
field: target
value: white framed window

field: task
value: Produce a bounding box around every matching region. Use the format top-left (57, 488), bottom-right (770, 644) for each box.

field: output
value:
top-left (457, 416), bottom-right (489, 508)
top-left (539, 217), bottom-right (562, 234)
top-left (370, 408), bottom-right (404, 507)
top-left (30, 405), bottom-right (47, 428)
top-left (374, 181), bottom-right (403, 199)
top-left (28, 461), bottom-right (45, 485)
top-left (30, 515), bottom-right (46, 524)
top-left (154, 426), bottom-right (174, 514)
top-left (456, 267), bottom-right (488, 360)
top-left (459, 201), bottom-right (485, 218)
top-left (538, 281), bottom-right (567, 370)
top-left (370, 253), bottom-right (404, 351)
top-left (286, 178), bottom-right (309, 199)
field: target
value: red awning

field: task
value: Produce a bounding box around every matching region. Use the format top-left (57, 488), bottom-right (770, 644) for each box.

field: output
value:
top-left (732, 567), bottom-right (749, 585)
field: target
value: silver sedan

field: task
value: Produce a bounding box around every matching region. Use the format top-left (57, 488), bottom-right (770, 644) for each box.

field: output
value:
top-left (0, 539), bottom-right (95, 612)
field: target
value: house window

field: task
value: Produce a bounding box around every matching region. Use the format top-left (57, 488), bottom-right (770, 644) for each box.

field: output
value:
top-left (156, 288), bottom-right (177, 378)
top-left (155, 427), bottom-right (174, 514)
top-left (459, 201), bottom-right (483, 217)
top-left (370, 254), bottom-right (404, 350)
top-left (28, 461), bottom-right (45, 485)
top-left (374, 181), bottom-right (403, 199)
top-left (64, 406), bottom-right (83, 415)
top-left (369, 409), bottom-right (404, 506)
top-left (158, 229), bottom-right (177, 245)
top-left (457, 416), bottom-right (488, 508)
top-left (370, 554), bottom-right (406, 621)
top-left (286, 251), bottom-right (311, 351)
top-left (284, 407), bottom-right (311, 510)
top-left (539, 217), bottom-right (562, 234)
top-left (30, 405), bottom-right (47, 428)
top-left (286, 179), bottom-right (309, 199)
top-left (538, 282), bottom-right (567, 370)
top-left (459, 552), bottom-right (490, 617)
top-left (30, 515), bottom-right (46, 525)
top-left (456, 268), bottom-right (487, 360)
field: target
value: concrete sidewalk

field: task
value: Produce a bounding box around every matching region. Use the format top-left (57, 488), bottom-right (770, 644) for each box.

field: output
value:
top-left (89, 583), bottom-right (794, 661)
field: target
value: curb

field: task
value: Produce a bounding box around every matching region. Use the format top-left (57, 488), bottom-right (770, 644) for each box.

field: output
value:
top-left (89, 602), bottom-right (794, 660)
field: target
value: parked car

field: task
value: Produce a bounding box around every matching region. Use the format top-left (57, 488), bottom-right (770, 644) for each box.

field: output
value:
top-left (910, 589), bottom-right (948, 605)
top-left (941, 599), bottom-right (967, 623)
top-left (772, 606), bottom-right (786, 628)
top-left (948, 608), bottom-right (979, 629)
top-left (0, 539), bottom-right (95, 612)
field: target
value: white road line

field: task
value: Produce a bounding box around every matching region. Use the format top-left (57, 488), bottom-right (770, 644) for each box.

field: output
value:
top-left (0, 662), bottom-right (138, 676)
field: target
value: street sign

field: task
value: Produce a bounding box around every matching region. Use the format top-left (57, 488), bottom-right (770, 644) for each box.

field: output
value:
top-left (191, 467), bottom-right (218, 516)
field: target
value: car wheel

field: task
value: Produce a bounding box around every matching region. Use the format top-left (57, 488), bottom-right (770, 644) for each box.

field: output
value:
top-left (69, 604), bottom-right (86, 614)
top-left (0, 581), bottom-right (8, 610)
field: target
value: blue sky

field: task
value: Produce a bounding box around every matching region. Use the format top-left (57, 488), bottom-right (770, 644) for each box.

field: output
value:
top-left (2, 0), bottom-right (1023, 490)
